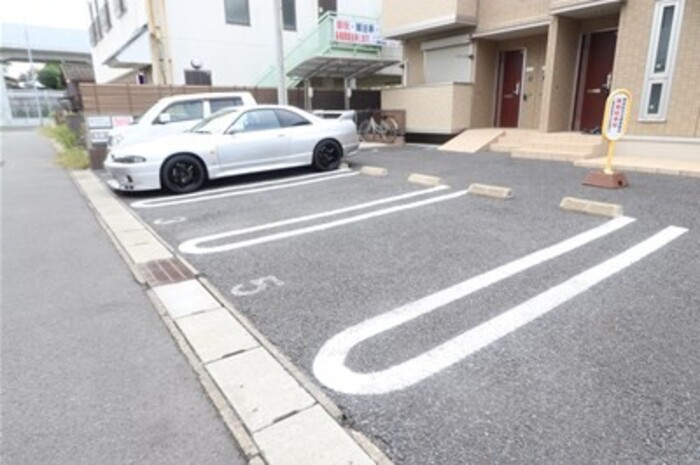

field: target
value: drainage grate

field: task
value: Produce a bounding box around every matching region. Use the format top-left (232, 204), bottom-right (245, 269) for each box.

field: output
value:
top-left (137, 258), bottom-right (195, 287)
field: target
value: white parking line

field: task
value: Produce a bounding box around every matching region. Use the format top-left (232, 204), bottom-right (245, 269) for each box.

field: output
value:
top-left (312, 218), bottom-right (688, 395)
top-left (179, 188), bottom-right (466, 254)
top-left (131, 170), bottom-right (359, 209)
top-left (179, 185), bottom-right (448, 254)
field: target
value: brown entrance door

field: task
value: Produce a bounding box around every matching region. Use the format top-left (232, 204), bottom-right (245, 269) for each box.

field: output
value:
top-left (497, 50), bottom-right (524, 128)
top-left (575, 30), bottom-right (617, 132)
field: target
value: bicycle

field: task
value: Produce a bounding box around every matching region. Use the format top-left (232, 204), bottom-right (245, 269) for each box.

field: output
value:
top-left (358, 113), bottom-right (399, 143)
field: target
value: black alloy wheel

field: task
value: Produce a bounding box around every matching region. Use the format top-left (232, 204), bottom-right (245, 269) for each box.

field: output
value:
top-left (312, 140), bottom-right (343, 171)
top-left (161, 154), bottom-right (206, 193)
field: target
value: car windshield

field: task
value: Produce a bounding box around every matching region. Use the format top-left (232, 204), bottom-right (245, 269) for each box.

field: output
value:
top-left (189, 108), bottom-right (240, 134)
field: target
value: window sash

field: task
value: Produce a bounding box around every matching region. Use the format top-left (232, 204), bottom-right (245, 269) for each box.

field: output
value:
top-left (640, 0), bottom-right (684, 121)
top-left (283, 0), bottom-right (296, 31)
top-left (225, 0), bottom-right (250, 26)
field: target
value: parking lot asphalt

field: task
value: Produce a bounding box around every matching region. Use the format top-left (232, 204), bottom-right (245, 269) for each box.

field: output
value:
top-left (112, 146), bottom-right (700, 464)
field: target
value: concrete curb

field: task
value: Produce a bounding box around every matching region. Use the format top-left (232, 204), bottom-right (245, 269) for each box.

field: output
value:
top-left (560, 197), bottom-right (623, 218)
top-left (68, 170), bottom-right (390, 465)
top-left (466, 183), bottom-right (513, 199)
top-left (408, 173), bottom-right (443, 187)
top-left (360, 165), bottom-right (388, 177)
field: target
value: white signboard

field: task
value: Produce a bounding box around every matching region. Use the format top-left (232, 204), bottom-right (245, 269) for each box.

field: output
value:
top-left (602, 89), bottom-right (631, 142)
top-left (333, 17), bottom-right (382, 46)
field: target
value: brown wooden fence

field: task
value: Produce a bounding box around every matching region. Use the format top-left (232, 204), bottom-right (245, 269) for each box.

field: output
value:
top-left (77, 83), bottom-right (380, 116)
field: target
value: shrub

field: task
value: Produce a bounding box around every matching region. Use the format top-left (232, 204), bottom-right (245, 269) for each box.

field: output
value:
top-left (57, 147), bottom-right (90, 170)
top-left (48, 124), bottom-right (79, 149)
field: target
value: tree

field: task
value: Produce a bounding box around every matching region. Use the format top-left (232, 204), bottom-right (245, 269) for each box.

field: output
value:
top-left (37, 62), bottom-right (66, 90)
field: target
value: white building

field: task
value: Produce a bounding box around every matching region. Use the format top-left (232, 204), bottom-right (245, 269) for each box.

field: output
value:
top-left (88, 0), bottom-right (400, 88)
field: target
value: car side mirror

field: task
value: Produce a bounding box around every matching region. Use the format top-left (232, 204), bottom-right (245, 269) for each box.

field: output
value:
top-left (157, 113), bottom-right (171, 124)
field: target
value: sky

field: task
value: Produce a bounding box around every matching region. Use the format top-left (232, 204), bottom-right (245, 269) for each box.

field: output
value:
top-left (1, 0), bottom-right (91, 78)
top-left (1, 0), bottom-right (89, 29)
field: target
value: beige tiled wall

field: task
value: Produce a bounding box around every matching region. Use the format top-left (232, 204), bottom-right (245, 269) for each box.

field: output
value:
top-left (382, 0), bottom-right (477, 35)
top-left (477, 0), bottom-right (550, 32)
top-left (614, 0), bottom-right (700, 137)
top-left (403, 40), bottom-right (425, 86)
top-left (382, 83), bottom-right (473, 133)
top-left (540, 16), bottom-right (580, 131)
top-left (470, 40), bottom-right (499, 127)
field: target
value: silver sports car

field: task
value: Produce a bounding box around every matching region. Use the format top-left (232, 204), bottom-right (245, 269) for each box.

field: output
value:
top-left (104, 105), bottom-right (359, 193)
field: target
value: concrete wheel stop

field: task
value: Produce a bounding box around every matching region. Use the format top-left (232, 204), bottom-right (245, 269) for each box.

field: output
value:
top-left (583, 170), bottom-right (629, 189)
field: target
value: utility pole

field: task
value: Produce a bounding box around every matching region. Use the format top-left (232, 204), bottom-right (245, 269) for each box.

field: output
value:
top-left (272, 0), bottom-right (287, 105)
top-left (24, 25), bottom-right (44, 126)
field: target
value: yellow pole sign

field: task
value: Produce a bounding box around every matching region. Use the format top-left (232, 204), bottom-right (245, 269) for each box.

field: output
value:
top-left (601, 89), bottom-right (632, 174)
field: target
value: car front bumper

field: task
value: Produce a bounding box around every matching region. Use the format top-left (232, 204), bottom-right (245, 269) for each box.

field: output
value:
top-left (104, 158), bottom-right (162, 192)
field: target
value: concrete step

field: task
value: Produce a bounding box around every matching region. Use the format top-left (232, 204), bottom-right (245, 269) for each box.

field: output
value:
top-left (537, 133), bottom-right (604, 143)
top-left (489, 142), bottom-right (524, 152)
top-left (511, 148), bottom-right (600, 161)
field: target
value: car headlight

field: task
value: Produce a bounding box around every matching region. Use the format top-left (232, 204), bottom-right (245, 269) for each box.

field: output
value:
top-left (112, 155), bottom-right (147, 163)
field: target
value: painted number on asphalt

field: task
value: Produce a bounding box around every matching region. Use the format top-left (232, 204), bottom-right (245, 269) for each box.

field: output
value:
top-left (231, 276), bottom-right (285, 297)
top-left (153, 217), bottom-right (187, 225)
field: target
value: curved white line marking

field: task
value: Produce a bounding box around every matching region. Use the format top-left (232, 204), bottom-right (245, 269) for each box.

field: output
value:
top-left (179, 188), bottom-right (466, 254)
top-left (153, 216), bottom-right (187, 225)
top-left (311, 218), bottom-right (687, 396)
top-left (179, 185), bottom-right (448, 253)
top-left (131, 170), bottom-right (358, 209)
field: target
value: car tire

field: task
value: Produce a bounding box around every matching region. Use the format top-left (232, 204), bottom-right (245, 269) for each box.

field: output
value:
top-left (161, 154), bottom-right (206, 194)
top-left (312, 139), bottom-right (343, 171)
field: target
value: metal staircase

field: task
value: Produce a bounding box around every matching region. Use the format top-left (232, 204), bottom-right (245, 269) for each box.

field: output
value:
top-left (255, 12), bottom-right (399, 88)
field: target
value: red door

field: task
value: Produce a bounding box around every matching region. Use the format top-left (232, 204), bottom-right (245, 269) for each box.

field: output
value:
top-left (575, 30), bottom-right (617, 132)
top-left (497, 50), bottom-right (524, 128)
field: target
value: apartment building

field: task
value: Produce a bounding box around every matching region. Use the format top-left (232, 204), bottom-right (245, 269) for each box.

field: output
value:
top-left (87, 0), bottom-right (400, 88)
top-left (382, 0), bottom-right (699, 158)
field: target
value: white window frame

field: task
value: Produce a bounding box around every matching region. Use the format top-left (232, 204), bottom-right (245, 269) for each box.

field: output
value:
top-left (639, 0), bottom-right (685, 121)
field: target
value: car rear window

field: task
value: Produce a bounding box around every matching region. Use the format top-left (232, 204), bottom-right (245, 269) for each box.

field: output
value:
top-left (159, 101), bottom-right (204, 123)
top-left (275, 109), bottom-right (311, 127)
top-left (210, 97), bottom-right (244, 113)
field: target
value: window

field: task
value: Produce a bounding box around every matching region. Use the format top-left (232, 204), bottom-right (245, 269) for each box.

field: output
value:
top-left (210, 98), bottom-right (244, 113)
top-left (640, 0), bottom-right (685, 120)
top-left (99, 0), bottom-right (112, 33)
top-left (275, 109), bottom-right (310, 127)
top-left (230, 110), bottom-right (281, 132)
top-left (157, 101), bottom-right (204, 124)
top-left (88, 1), bottom-right (102, 45)
top-left (283, 0), bottom-right (296, 31)
top-left (184, 69), bottom-right (212, 85)
top-left (115, 0), bottom-right (127, 18)
top-left (225, 0), bottom-right (250, 26)
top-left (318, 0), bottom-right (336, 17)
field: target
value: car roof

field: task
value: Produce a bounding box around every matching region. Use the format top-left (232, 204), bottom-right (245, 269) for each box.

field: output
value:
top-left (158, 92), bottom-right (254, 104)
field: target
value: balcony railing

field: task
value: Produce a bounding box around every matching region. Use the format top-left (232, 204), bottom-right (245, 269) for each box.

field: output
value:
top-left (256, 12), bottom-right (391, 88)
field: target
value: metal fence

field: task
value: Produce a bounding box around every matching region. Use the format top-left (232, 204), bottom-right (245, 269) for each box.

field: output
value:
top-left (4, 89), bottom-right (65, 125)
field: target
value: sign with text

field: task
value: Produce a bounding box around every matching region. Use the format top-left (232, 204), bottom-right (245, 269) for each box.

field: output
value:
top-left (333, 17), bottom-right (381, 46)
top-left (602, 89), bottom-right (632, 142)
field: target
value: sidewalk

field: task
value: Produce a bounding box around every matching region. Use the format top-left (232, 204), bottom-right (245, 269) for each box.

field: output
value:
top-left (1, 129), bottom-right (247, 464)
top-left (2, 129), bottom-right (387, 465)
top-left (574, 153), bottom-right (700, 177)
